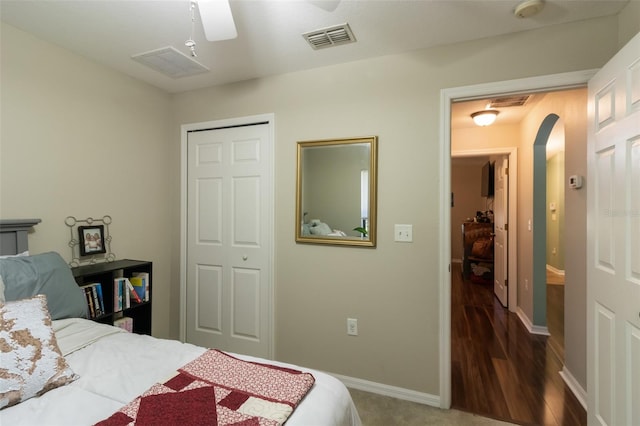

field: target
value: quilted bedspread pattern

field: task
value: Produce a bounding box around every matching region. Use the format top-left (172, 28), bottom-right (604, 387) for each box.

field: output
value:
top-left (96, 349), bottom-right (315, 426)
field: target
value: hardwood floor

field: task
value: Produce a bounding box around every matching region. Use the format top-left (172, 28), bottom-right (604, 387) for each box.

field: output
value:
top-left (451, 264), bottom-right (585, 425)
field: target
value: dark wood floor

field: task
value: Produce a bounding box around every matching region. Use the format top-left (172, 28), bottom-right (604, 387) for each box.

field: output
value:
top-left (451, 264), bottom-right (586, 425)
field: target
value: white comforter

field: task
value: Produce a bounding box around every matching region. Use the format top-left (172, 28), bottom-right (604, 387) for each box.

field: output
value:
top-left (1, 318), bottom-right (361, 426)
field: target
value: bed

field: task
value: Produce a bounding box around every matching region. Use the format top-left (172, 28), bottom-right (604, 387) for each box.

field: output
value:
top-left (0, 219), bottom-right (361, 426)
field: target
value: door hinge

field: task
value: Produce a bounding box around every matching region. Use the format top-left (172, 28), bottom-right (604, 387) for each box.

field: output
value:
top-left (505, 223), bottom-right (508, 231)
top-left (505, 167), bottom-right (509, 175)
top-left (505, 279), bottom-right (508, 287)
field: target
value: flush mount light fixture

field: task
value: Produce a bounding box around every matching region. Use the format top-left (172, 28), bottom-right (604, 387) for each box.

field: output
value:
top-left (514, 0), bottom-right (545, 18)
top-left (471, 110), bottom-right (499, 126)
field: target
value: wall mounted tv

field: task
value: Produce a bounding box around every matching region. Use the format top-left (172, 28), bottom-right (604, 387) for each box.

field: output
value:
top-left (481, 161), bottom-right (494, 197)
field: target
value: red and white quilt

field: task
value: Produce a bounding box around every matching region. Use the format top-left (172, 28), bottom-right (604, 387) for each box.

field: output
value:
top-left (95, 350), bottom-right (315, 426)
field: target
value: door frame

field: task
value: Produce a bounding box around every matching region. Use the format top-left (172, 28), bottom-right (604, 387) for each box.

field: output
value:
top-left (439, 70), bottom-right (597, 408)
top-left (179, 114), bottom-right (275, 355)
top-left (451, 148), bottom-right (517, 310)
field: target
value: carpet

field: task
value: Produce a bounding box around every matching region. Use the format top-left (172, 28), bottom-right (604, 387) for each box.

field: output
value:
top-left (349, 388), bottom-right (515, 426)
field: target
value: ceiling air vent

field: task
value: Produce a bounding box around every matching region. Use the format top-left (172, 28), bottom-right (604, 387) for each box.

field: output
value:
top-left (303, 23), bottom-right (356, 50)
top-left (489, 95), bottom-right (531, 108)
top-left (131, 46), bottom-right (209, 79)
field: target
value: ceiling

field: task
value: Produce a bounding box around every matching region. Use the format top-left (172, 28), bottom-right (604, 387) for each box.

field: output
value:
top-left (1, 0), bottom-right (628, 97)
top-left (0, 1), bottom-right (625, 131)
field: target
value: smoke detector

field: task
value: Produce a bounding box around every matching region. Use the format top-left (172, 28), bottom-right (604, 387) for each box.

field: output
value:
top-left (514, 0), bottom-right (545, 18)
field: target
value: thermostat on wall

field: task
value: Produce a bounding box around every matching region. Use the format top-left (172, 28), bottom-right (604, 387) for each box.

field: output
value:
top-left (569, 175), bottom-right (583, 189)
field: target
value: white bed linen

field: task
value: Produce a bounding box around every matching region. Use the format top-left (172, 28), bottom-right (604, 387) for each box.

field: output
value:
top-left (1, 318), bottom-right (361, 426)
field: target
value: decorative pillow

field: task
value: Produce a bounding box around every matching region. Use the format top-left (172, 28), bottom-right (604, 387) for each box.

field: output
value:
top-left (0, 252), bottom-right (87, 320)
top-left (0, 295), bottom-right (78, 409)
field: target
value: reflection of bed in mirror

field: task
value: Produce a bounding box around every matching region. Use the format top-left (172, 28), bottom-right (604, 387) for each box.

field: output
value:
top-left (301, 219), bottom-right (347, 237)
top-left (296, 136), bottom-right (377, 247)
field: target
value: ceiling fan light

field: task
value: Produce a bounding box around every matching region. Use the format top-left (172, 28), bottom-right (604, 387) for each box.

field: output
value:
top-left (471, 110), bottom-right (499, 126)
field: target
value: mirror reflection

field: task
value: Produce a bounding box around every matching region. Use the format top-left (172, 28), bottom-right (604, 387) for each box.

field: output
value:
top-left (296, 136), bottom-right (377, 247)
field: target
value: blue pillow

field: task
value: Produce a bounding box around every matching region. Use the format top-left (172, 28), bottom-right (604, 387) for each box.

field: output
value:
top-left (0, 252), bottom-right (87, 320)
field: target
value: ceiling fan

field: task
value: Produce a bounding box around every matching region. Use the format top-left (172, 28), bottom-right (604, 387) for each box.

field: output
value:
top-left (193, 0), bottom-right (340, 42)
top-left (194, 0), bottom-right (238, 42)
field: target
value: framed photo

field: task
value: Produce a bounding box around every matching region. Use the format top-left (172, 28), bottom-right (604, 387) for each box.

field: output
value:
top-left (78, 225), bottom-right (106, 256)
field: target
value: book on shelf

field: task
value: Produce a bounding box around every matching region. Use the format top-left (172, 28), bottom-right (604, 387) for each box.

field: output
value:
top-left (113, 278), bottom-right (125, 312)
top-left (125, 278), bottom-right (142, 304)
top-left (131, 272), bottom-right (150, 302)
top-left (124, 278), bottom-right (130, 308)
top-left (81, 283), bottom-right (104, 319)
top-left (113, 316), bottom-right (133, 333)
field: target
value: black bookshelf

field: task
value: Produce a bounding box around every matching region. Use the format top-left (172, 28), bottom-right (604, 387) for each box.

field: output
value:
top-left (72, 259), bottom-right (152, 335)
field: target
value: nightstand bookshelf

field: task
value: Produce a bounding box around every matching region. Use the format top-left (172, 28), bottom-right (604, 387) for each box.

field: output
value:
top-left (71, 259), bottom-right (152, 335)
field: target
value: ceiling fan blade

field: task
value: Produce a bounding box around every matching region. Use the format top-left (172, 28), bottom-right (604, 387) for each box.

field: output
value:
top-left (196, 0), bottom-right (237, 41)
top-left (307, 0), bottom-right (341, 13)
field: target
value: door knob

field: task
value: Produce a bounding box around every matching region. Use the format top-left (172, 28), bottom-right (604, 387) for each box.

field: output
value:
top-left (242, 255), bottom-right (248, 261)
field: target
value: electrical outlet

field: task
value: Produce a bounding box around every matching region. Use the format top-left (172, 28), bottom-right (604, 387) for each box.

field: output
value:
top-left (347, 318), bottom-right (358, 336)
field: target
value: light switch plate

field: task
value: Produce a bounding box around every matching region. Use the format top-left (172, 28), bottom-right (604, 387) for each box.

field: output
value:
top-left (394, 224), bottom-right (413, 242)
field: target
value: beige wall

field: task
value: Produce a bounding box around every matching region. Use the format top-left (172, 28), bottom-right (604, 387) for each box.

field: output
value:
top-left (171, 18), bottom-right (619, 395)
top-left (546, 152), bottom-right (565, 270)
top-left (0, 24), bottom-right (175, 338)
top-left (517, 88), bottom-right (588, 388)
top-left (2, 13), bottom-right (633, 398)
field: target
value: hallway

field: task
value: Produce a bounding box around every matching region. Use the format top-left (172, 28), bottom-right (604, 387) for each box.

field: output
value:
top-left (451, 264), bottom-right (585, 425)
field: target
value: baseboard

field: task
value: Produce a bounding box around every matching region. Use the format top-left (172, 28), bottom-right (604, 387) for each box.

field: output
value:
top-left (516, 307), bottom-right (550, 336)
top-left (333, 373), bottom-right (440, 407)
top-left (559, 366), bottom-right (587, 410)
top-left (546, 264), bottom-right (565, 275)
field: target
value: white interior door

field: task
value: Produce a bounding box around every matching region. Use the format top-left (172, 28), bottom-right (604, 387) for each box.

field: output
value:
top-left (587, 32), bottom-right (640, 426)
top-left (186, 122), bottom-right (273, 359)
top-left (493, 156), bottom-right (508, 307)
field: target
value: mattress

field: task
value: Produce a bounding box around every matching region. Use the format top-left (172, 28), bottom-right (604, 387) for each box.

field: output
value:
top-left (0, 318), bottom-right (361, 426)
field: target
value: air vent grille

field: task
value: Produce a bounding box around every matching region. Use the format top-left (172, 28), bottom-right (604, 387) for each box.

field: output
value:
top-left (303, 23), bottom-right (356, 50)
top-left (131, 46), bottom-right (209, 79)
top-left (489, 95), bottom-right (531, 108)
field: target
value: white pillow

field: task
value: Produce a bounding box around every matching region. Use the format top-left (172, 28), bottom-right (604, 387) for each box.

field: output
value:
top-left (0, 251), bottom-right (29, 259)
top-left (0, 295), bottom-right (78, 409)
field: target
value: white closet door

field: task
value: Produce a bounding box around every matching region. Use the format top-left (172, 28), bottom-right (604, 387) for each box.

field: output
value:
top-left (186, 122), bottom-right (272, 359)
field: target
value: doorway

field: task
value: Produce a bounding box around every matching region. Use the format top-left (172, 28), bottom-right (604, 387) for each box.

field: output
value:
top-left (440, 70), bottom-right (595, 410)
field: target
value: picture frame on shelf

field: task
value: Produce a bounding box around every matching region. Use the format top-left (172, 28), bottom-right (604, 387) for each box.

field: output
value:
top-left (78, 225), bottom-right (106, 256)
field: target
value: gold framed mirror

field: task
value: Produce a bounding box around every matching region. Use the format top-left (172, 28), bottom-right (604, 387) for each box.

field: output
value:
top-left (296, 136), bottom-right (378, 247)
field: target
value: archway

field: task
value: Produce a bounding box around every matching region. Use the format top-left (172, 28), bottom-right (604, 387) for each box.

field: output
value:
top-left (532, 113), bottom-right (560, 326)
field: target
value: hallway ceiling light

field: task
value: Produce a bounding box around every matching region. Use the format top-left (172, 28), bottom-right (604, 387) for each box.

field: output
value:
top-left (471, 110), bottom-right (499, 126)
